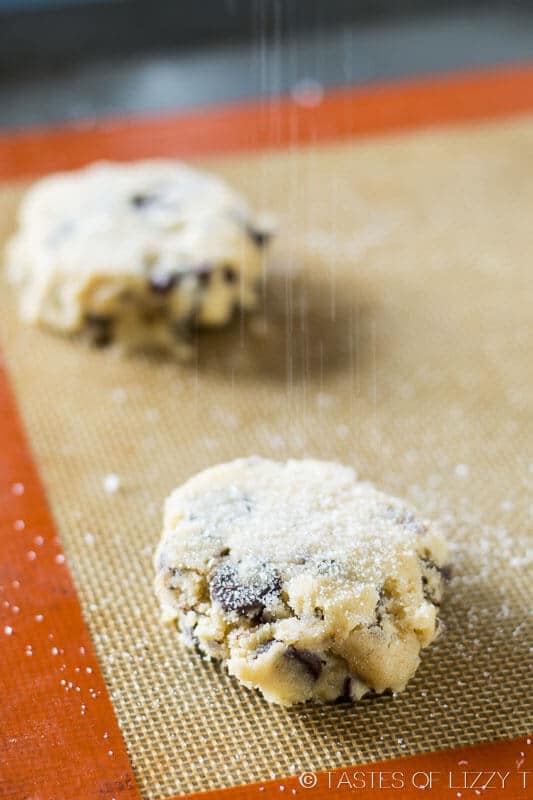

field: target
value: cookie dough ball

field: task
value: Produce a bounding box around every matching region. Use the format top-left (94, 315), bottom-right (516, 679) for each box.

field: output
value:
top-left (6, 160), bottom-right (272, 355)
top-left (154, 457), bottom-right (450, 706)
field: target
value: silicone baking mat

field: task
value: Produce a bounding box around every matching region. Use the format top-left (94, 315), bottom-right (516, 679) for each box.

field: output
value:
top-left (0, 67), bottom-right (531, 800)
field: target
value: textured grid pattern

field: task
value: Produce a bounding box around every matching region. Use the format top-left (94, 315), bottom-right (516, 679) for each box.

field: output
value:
top-left (1, 117), bottom-right (532, 799)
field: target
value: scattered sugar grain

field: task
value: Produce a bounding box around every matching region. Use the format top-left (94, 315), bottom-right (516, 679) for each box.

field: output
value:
top-left (103, 473), bottom-right (121, 494)
top-left (454, 464), bottom-right (470, 479)
top-left (111, 387), bottom-right (127, 404)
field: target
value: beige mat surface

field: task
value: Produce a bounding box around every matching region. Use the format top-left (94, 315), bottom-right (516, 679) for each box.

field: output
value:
top-left (0, 115), bottom-right (532, 798)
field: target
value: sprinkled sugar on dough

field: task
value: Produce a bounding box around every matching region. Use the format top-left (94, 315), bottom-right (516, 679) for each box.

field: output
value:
top-left (6, 160), bottom-right (272, 355)
top-left (154, 457), bottom-right (450, 706)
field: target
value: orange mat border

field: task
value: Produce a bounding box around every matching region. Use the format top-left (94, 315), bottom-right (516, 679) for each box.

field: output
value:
top-left (177, 736), bottom-right (531, 800)
top-left (1, 64), bottom-right (532, 800)
top-left (2, 63), bottom-right (533, 181)
top-left (0, 359), bottom-right (141, 800)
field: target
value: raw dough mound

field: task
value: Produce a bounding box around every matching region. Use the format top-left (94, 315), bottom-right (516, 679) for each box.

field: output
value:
top-left (6, 160), bottom-right (272, 355)
top-left (155, 457), bottom-right (449, 706)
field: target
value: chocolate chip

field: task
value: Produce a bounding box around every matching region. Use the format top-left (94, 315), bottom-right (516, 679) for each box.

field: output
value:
top-left (247, 226), bottom-right (271, 248)
top-left (131, 193), bottom-right (157, 208)
top-left (420, 556), bottom-right (451, 580)
top-left (286, 646), bottom-right (322, 680)
top-left (209, 560), bottom-right (281, 617)
top-left (336, 677), bottom-right (352, 703)
top-left (85, 313), bottom-right (114, 347)
top-left (422, 575), bottom-right (441, 606)
top-left (92, 333), bottom-right (113, 347)
top-left (148, 272), bottom-right (177, 294)
top-left (85, 312), bottom-right (111, 326)
top-left (181, 622), bottom-right (204, 656)
top-left (420, 558), bottom-right (449, 605)
top-left (375, 587), bottom-right (388, 626)
top-left (254, 639), bottom-right (275, 657)
top-left (222, 266), bottom-right (238, 284)
top-left (173, 312), bottom-right (198, 341)
top-left (197, 268), bottom-right (211, 287)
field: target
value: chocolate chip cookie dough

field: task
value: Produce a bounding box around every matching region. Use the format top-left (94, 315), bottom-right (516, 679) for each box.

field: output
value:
top-left (6, 160), bottom-right (272, 355)
top-left (154, 457), bottom-right (450, 706)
